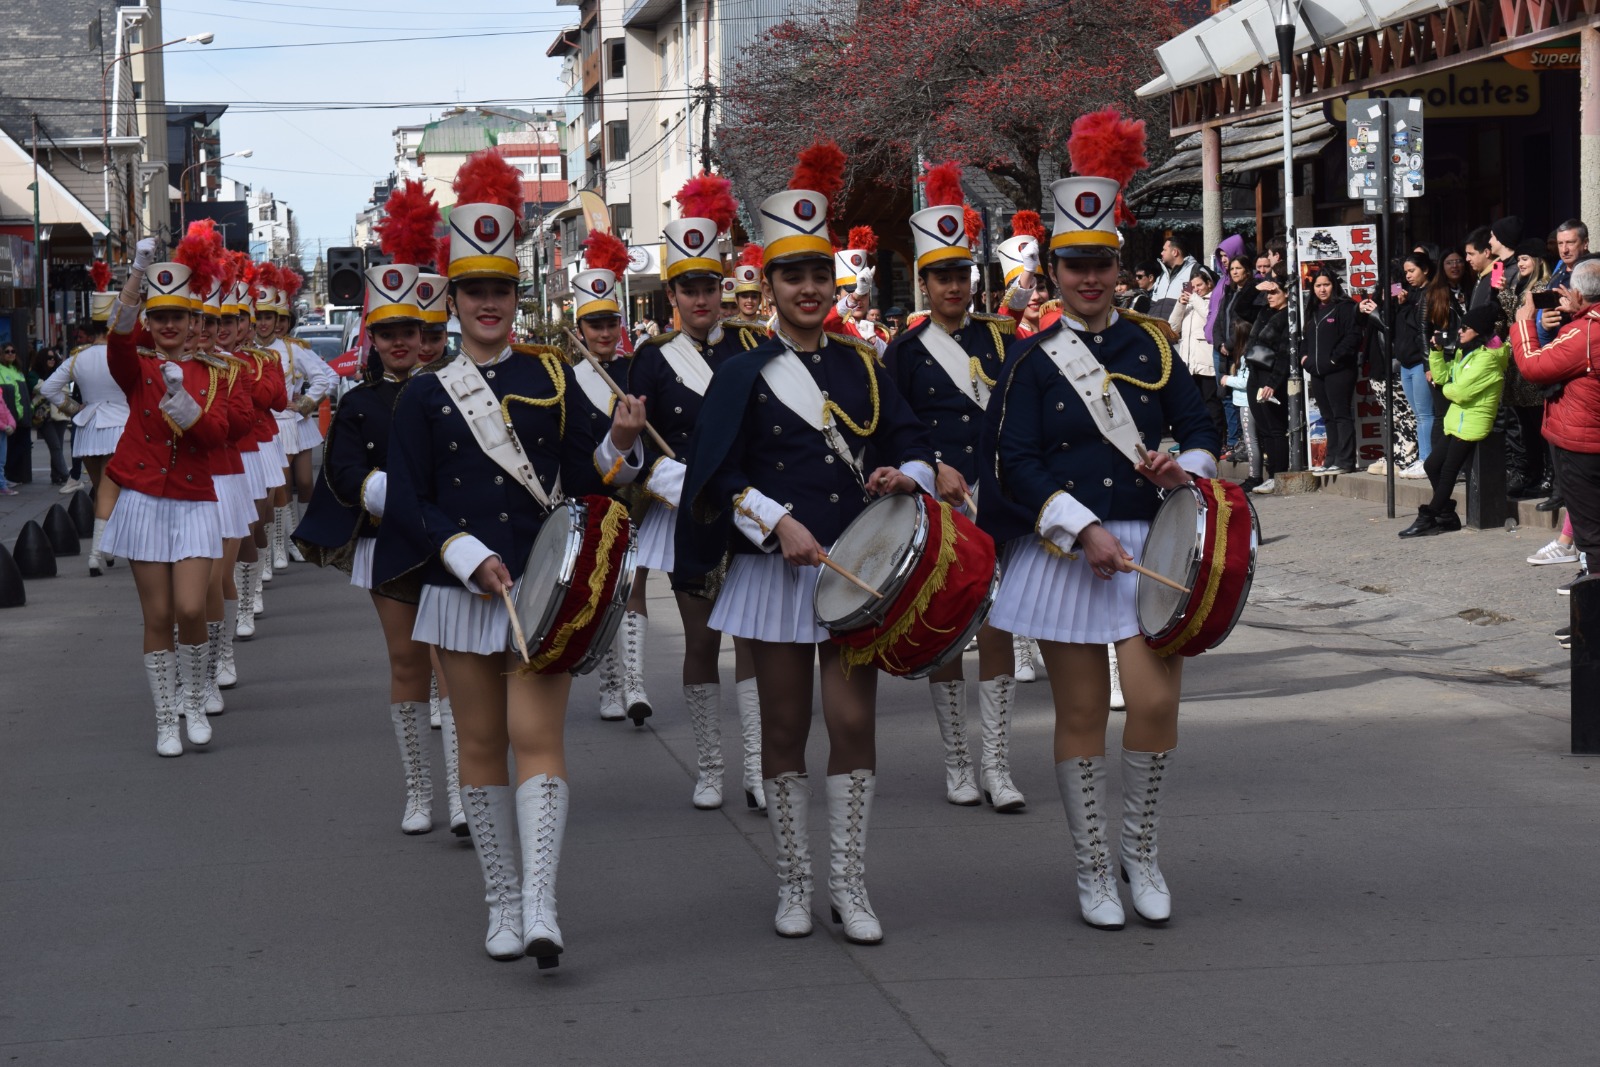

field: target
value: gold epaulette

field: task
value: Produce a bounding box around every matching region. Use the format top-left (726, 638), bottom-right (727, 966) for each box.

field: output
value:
top-left (513, 342), bottom-right (567, 360)
top-left (1120, 308), bottom-right (1178, 343)
top-left (905, 310), bottom-right (930, 327)
top-left (196, 352), bottom-right (232, 370)
top-left (635, 330), bottom-right (678, 350)
top-left (1040, 299), bottom-right (1061, 315)
top-left (973, 311), bottom-right (1017, 335)
top-left (68, 343), bottom-right (94, 356)
top-left (826, 331), bottom-right (883, 366)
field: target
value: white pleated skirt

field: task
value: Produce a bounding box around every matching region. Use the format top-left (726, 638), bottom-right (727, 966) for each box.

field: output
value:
top-left (709, 552), bottom-right (827, 644)
top-left (239, 448), bottom-right (269, 500)
top-left (635, 501), bottom-right (676, 573)
top-left (275, 413), bottom-right (300, 456)
top-left (213, 473), bottom-right (256, 539)
top-left (350, 536), bottom-right (376, 590)
top-left (73, 423), bottom-right (124, 457)
top-left (989, 519), bottom-right (1149, 645)
top-left (102, 488), bottom-right (223, 563)
top-left (414, 583), bottom-right (507, 655)
top-left (294, 414), bottom-right (324, 452)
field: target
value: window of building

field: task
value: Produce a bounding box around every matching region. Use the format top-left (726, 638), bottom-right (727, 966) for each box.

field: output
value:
top-left (608, 121), bottom-right (629, 161)
top-left (610, 203), bottom-right (632, 234)
top-left (661, 119), bottom-right (671, 165)
top-left (583, 91), bottom-right (600, 128)
top-left (657, 38), bottom-right (668, 88)
top-left (606, 39), bottom-right (626, 80)
top-left (128, 26), bottom-right (141, 45)
top-left (131, 81), bottom-right (143, 100)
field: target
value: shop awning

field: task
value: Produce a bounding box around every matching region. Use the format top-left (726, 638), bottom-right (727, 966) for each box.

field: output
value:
top-left (1126, 105), bottom-right (1334, 209)
top-left (0, 127), bottom-right (109, 237)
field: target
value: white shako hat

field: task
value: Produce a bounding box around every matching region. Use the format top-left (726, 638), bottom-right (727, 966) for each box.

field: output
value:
top-left (732, 263), bottom-right (761, 294)
top-left (721, 277), bottom-right (737, 302)
top-left (834, 248), bottom-right (869, 287)
top-left (662, 218), bottom-right (722, 282)
top-left (363, 264), bottom-right (423, 325)
top-left (909, 206), bottom-right (972, 271)
top-left (415, 272), bottom-right (448, 325)
top-left (997, 235), bottom-right (1040, 285)
top-left (143, 263), bottom-right (194, 312)
top-left (1047, 176), bottom-right (1121, 258)
top-left (202, 277), bottom-right (226, 316)
top-left (572, 269), bottom-right (621, 319)
top-left (757, 190), bottom-right (832, 268)
top-left (90, 291), bottom-right (118, 322)
top-left (447, 203), bottom-right (519, 281)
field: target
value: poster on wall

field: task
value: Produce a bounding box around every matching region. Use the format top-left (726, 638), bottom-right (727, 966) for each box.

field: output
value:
top-left (1296, 224), bottom-right (1384, 468)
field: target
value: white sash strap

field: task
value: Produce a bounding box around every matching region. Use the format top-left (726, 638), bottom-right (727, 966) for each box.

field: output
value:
top-left (1036, 328), bottom-right (1145, 468)
top-left (573, 359), bottom-right (616, 417)
top-left (920, 322), bottom-right (989, 407)
top-left (659, 332), bottom-right (714, 396)
top-left (433, 356), bottom-right (556, 510)
top-left (759, 350), bottom-right (863, 477)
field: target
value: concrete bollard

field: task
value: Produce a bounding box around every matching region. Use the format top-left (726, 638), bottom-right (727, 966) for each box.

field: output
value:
top-left (1573, 574), bottom-right (1600, 755)
top-left (1466, 429), bottom-right (1510, 530)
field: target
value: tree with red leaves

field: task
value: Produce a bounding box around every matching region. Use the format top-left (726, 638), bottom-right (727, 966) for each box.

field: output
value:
top-left (719, 0), bottom-right (1179, 213)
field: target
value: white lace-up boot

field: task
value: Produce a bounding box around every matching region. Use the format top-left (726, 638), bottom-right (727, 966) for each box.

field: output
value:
top-left (202, 622), bottom-right (226, 715)
top-left (595, 644), bottom-right (626, 721)
top-left (438, 698), bottom-right (466, 836)
top-left (176, 642), bottom-right (212, 746)
top-left (428, 673), bottom-right (442, 729)
top-left (620, 611), bottom-right (652, 725)
top-left (685, 683), bottom-right (724, 809)
top-left (516, 774), bottom-right (569, 969)
top-left (736, 678), bottom-right (765, 811)
top-left (87, 517), bottom-right (109, 577)
top-left (287, 502), bottom-right (306, 562)
top-left (461, 785), bottom-right (523, 960)
top-left (929, 681), bottom-right (980, 805)
top-left (765, 773), bottom-right (813, 937)
top-left (217, 601), bottom-right (239, 688)
top-left (272, 507), bottom-right (289, 569)
top-left (234, 563), bottom-right (257, 639)
top-left (1012, 634), bottom-right (1035, 682)
top-left (1108, 644), bottom-right (1126, 711)
top-left (827, 770), bottom-right (883, 945)
top-left (145, 649), bottom-right (182, 757)
top-left (1056, 757), bottom-right (1123, 929)
top-left (389, 702), bottom-right (433, 834)
top-left (1119, 748), bottom-right (1174, 923)
top-left (978, 676), bottom-right (1025, 812)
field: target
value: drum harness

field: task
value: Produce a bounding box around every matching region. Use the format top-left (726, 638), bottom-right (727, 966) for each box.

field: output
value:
top-left (758, 336), bottom-right (875, 490)
top-left (433, 354), bottom-right (560, 512)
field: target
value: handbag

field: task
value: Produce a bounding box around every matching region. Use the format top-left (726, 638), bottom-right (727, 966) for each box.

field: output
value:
top-left (1244, 343), bottom-right (1277, 371)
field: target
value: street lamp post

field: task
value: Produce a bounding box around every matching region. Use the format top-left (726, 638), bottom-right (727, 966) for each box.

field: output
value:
top-left (179, 149), bottom-right (252, 231)
top-left (1274, 0), bottom-right (1305, 474)
top-left (101, 29), bottom-right (214, 254)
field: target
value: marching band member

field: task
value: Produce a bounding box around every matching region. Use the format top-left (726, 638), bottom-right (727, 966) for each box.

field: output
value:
top-left (37, 264), bottom-right (127, 576)
top-left (625, 172), bottom-right (765, 810)
top-left (884, 162), bottom-right (1025, 813)
top-left (727, 244), bottom-right (770, 333)
top-left (677, 142), bottom-right (937, 944)
top-left (101, 237), bottom-right (232, 757)
top-left (720, 276), bottom-right (740, 318)
top-left (277, 269), bottom-right (335, 564)
top-left (374, 149), bottom-right (647, 967)
top-left (826, 240), bottom-right (886, 357)
top-left (415, 268), bottom-right (461, 744)
top-left (234, 266), bottom-right (290, 639)
top-left (252, 264), bottom-right (296, 579)
top-left (979, 111), bottom-right (1219, 929)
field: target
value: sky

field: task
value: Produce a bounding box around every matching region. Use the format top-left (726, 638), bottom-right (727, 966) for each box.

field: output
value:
top-left (159, 0), bottom-right (572, 263)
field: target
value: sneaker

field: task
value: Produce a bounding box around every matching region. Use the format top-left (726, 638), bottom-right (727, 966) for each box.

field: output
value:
top-left (1556, 625), bottom-right (1573, 650)
top-left (1238, 476), bottom-right (1263, 494)
top-left (1557, 569), bottom-right (1588, 596)
top-left (1528, 539), bottom-right (1580, 566)
top-left (0, 487), bottom-right (16, 497)
top-left (57, 478), bottom-right (83, 494)
top-left (1252, 479), bottom-right (1277, 495)
top-left (1367, 458), bottom-right (1388, 475)
top-left (1399, 461), bottom-right (1428, 479)
top-left (1311, 465), bottom-right (1330, 475)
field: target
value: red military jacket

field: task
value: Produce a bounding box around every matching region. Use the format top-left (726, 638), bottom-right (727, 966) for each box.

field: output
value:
top-left (106, 330), bottom-right (232, 501)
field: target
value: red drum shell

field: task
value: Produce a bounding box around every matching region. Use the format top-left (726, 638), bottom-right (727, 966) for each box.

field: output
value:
top-left (1139, 478), bottom-right (1257, 658)
top-left (520, 494), bottom-right (636, 675)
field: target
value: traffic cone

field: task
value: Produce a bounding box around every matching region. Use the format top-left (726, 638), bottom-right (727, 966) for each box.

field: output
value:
top-left (13, 521), bottom-right (57, 579)
top-left (0, 543), bottom-right (24, 607)
top-left (68, 489), bottom-right (94, 537)
top-left (43, 504), bottom-right (81, 556)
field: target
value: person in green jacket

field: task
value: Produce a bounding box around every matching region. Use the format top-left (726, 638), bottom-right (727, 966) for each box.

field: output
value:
top-left (1400, 304), bottom-right (1509, 537)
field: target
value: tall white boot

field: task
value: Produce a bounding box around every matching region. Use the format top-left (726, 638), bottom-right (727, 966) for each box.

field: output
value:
top-left (1108, 644), bottom-right (1126, 711)
top-left (1119, 748), bottom-right (1174, 923)
top-left (595, 644), bottom-right (626, 721)
top-left (144, 649), bottom-right (182, 757)
top-left (389, 701), bottom-right (433, 834)
top-left (87, 517), bottom-right (108, 576)
top-left (176, 642), bottom-right (212, 746)
top-left (516, 774), bottom-right (569, 969)
top-left (271, 506), bottom-right (289, 569)
top-left (685, 683), bottom-right (724, 809)
top-left (827, 770), bottom-right (883, 945)
top-left (460, 785), bottom-right (523, 960)
top-left (428, 672), bottom-right (442, 729)
top-left (234, 563), bottom-right (258, 638)
top-left (438, 697), bottom-right (467, 836)
top-left (765, 773), bottom-right (813, 937)
top-left (217, 601), bottom-right (239, 688)
top-left (736, 678), bottom-right (765, 811)
top-left (978, 676), bottom-right (1025, 812)
top-left (202, 622), bottom-right (226, 715)
top-left (287, 501), bottom-right (306, 562)
top-left (259, 541), bottom-right (273, 584)
top-left (620, 611), bottom-right (652, 726)
top-left (1012, 634), bottom-right (1035, 683)
top-left (1055, 757), bottom-right (1123, 930)
top-left (928, 681), bottom-right (980, 805)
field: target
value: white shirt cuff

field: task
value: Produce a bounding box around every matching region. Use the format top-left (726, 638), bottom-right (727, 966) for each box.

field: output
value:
top-left (644, 457), bottom-right (686, 508)
top-left (1177, 450), bottom-right (1219, 480)
top-left (900, 460), bottom-right (937, 496)
top-left (733, 488), bottom-right (787, 551)
top-left (442, 534), bottom-right (497, 592)
top-left (1038, 491), bottom-right (1099, 554)
top-left (1005, 279), bottom-right (1034, 311)
top-left (159, 390), bottom-right (202, 431)
top-left (361, 470), bottom-right (388, 519)
top-left (111, 299), bottom-right (141, 334)
top-left (594, 435), bottom-right (645, 485)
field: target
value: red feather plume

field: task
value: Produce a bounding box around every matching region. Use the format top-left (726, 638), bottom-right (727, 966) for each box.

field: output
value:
top-left (215, 248), bottom-right (239, 294)
top-left (581, 230), bottom-right (630, 277)
top-left (453, 149), bottom-right (524, 237)
top-left (963, 207), bottom-right (984, 246)
top-left (90, 260), bottom-right (112, 292)
top-left (255, 262), bottom-right (280, 301)
top-left (281, 267), bottom-right (303, 300)
top-left (1067, 108), bottom-right (1149, 189)
top-left (847, 226), bottom-right (877, 255)
top-left (675, 172), bottom-right (739, 233)
top-left (922, 162), bottom-right (965, 208)
top-left (1010, 210), bottom-right (1046, 243)
top-left (435, 241), bottom-right (452, 278)
top-left (789, 140), bottom-right (846, 208)
top-left (377, 179), bottom-right (442, 268)
top-left (737, 242), bottom-right (764, 268)
top-left (174, 219), bottom-right (226, 297)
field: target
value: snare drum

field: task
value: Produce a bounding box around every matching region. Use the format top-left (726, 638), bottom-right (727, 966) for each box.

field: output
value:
top-left (1136, 479), bottom-right (1258, 657)
top-left (510, 495), bottom-right (637, 675)
top-left (814, 493), bottom-right (999, 678)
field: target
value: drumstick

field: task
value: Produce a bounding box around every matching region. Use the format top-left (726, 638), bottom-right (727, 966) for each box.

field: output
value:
top-left (1061, 550), bottom-right (1191, 595)
top-left (563, 329), bottom-right (676, 460)
top-left (817, 550), bottom-right (884, 600)
top-left (501, 588), bottom-right (532, 663)
top-left (962, 491), bottom-right (978, 519)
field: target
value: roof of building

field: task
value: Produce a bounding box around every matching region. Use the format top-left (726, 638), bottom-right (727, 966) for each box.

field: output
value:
top-left (418, 108), bottom-right (537, 156)
top-left (1126, 105), bottom-right (1333, 211)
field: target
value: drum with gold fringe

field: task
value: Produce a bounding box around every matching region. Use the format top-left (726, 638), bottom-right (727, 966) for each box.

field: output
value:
top-left (1136, 479), bottom-right (1259, 657)
top-left (511, 495), bottom-right (637, 675)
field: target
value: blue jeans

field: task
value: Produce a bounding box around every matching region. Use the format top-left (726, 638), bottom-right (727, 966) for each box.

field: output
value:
top-left (0, 431), bottom-right (9, 489)
top-left (1399, 362), bottom-right (1435, 462)
top-left (1214, 347), bottom-right (1241, 447)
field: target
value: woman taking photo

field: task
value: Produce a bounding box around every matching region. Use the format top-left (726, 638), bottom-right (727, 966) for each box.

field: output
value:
top-left (1300, 272), bottom-right (1362, 474)
top-left (1501, 239), bottom-right (1552, 497)
top-left (1169, 265), bottom-right (1225, 444)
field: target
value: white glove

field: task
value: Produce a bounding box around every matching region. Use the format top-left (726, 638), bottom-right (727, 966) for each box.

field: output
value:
top-left (158, 366), bottom-right (202, 429)
top-left (160, 360), bottom-right (186, 395)
top-left (971, 264), bottom-right (982, 290)
top-left (295, 395), bottom-right (319, 417)
top-left (853, 266), bottom-right (874, 297)
top-left (362, 470), bottom-right (388, 519)
top-left (1019, 238), bottom-right (1040, 274)
top-left (133, 238), bottom-right (158, 274)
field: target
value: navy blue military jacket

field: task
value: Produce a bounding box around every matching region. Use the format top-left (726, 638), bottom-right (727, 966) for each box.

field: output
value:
top-left (293, 373), bottom-right (402, 567)
top-left (566, 353), bottom-right (630, 437)
top-left (884, 313), bottom-right (1013, 485)
top-left (977, 313), bottom-right (1220, 549)
top-left (676, 332), bottom-right (936, 580)
top-left (628, 327), bottom-right (748, 471)
top-left (374, 346), bottom-right (612, 594)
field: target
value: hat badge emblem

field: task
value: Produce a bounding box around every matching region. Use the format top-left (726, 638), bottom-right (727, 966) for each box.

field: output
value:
top-left (850, 253), bottom-right (864, 267)
top-left (383, 269), bottom-right (402, 290)
top-left (686, 229), bottom-right (704, 250)
top-left (1075, 191), bottom-right (1102, 216)
top-left (593, 279), bottom-right (608, 295)
top-left (937, 215), bottom-right (959, 238)
top-left (417, 281), bottom-right (435, 300)
top-left (475, 215), bottom-right (500, 241)
top-left (794, 199), bottom-right (816, 221)
top-left (157, 269), bottom-right (174, 286)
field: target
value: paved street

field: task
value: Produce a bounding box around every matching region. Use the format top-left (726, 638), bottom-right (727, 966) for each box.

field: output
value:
top-left (1, 478), bottom-right (1594, 1066)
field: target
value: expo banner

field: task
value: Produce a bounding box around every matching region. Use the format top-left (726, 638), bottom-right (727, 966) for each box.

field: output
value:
top-left (1296, 225), bottom-right (1385, 468)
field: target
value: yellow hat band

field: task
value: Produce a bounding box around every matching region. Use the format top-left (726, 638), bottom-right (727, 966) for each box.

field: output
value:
top-left (665, 256), bottom-right (723, 281)
top-left (145, 294), bottom-right (192, 312)
top-left (764, 234), bottom-right (832, 267)
top-left (575, 297), bottom-right (621, 319)
top-left (915, 245), bottom-right (972, 272)
top-left (367, 303), bottom-right (424, 326)
top-left (1004, 265), bottom-right (1025, 285)
top-left (1049, 231), bottom-right (1119, 252)
top-left (733, 281), bottom-right (762, 295)
top-left (421, 310), bottom-right (449, 326)
top-left (448, 254), bottom-right (520, 281)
